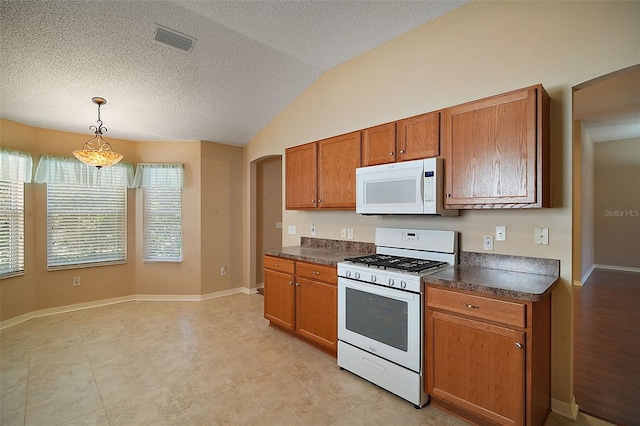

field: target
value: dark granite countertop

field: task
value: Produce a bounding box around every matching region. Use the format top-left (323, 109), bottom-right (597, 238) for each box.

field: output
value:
top-left (263, 246), bottom-right (368, 267)
top-left (263, 237), bottom-right (375, 267)
top-left (264, 239), bottom-right (559, 302)
top-left (423, 265), bottom-right (559, 302)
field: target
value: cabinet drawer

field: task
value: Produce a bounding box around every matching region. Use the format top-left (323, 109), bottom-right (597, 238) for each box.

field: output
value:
top-left (427, 286), bottom-right (526, 328)
top-left (264, 256), bottom-right (295, 274)
top-left (296, 262), bottom-right (337, 285)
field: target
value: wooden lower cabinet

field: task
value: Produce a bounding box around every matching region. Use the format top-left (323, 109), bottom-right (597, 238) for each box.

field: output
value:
top-left (263, 256), bottom-right (337, 356)
top-left (426, 286), bottom-right (551, 426)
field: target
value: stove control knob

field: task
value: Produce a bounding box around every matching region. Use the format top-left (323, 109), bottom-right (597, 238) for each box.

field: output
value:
top-left (354, 272), bottom-right (361, 280)
top-left (371, 275), bottom-right (377, 283)
top-left (388, 278), bottom-right (395, 287)
top-left (400, 280), bottom-right (407, 289)
top-left (345, 270), bottom-right (352, 278)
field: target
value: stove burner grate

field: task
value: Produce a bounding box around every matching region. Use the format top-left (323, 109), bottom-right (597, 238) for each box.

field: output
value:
top-left (344, 254), bottom-right (448, 273)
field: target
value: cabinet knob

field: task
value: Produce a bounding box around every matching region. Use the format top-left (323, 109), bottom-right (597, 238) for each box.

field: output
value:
top-left (312, 271), bottom-right (319, 275)
top-left (389, 152), bottom-right (394, 156)
top-left (275, 263), bottom-right (281, 266)
top-left (318, 199), bottom-right (323, 203)
top-left (399, 150), bottom-right (405, 154)
top-left (445, 194), bottom-right (452, 198)
top-left (311, 199), bottom-right (315, 203)
top-left (515, 342), bottom-right (523, 349)
top-left (295, 282), bottom-right (300, 287)
top-left (288, 281), bottom-right (293, 285)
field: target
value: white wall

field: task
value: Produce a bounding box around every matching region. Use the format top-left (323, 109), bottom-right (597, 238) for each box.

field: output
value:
top-left (242, 0), bottom-right (640, 414)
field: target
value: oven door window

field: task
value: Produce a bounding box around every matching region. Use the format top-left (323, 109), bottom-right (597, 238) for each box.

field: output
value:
top-left (345, 287), bottom-right (408, 352)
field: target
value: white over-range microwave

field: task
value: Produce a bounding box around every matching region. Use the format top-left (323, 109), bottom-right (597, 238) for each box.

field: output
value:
top-left (356, 158), bottom-right (458, 216)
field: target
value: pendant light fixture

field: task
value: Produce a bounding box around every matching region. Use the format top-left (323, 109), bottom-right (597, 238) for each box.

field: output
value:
top-left (73, 97), bottom-right (123, 169)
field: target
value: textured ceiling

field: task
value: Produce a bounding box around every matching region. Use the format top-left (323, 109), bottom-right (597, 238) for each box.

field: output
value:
top-left (0, 0), bottom-right (469, 146)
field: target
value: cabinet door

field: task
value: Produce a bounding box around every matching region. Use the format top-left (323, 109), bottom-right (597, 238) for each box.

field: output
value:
top-left (442, 86), bottom-right (548, 208)
top-left (427, 310), bottom-right (525, 426)
top-left (264, 269), bottom-right (295, 331)
top-left (285, 142), bottom-right (317, 209)
top-left (362, 122), bottom-right (396, 166)
top-left (397, 111), bottom-right (440, 161)
top-left (295, 277), bottom-right (337, 353)
top-left (318, 132), bottom-right (361, 209)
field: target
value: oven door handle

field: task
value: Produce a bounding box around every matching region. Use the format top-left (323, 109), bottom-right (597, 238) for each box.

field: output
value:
top-left (338, 278), bottom-right (418, 301)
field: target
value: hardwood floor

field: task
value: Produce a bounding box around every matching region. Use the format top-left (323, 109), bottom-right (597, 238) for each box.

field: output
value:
top-left (574, 268), bottom-right (640, 426)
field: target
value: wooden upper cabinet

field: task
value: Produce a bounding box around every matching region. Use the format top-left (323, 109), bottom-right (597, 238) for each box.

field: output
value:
top-left (362, 122), bottom-right (397, 166)
top-left (442, 85), bottom-right (550, 209)
top-left (317, 131), bottom-right (361, 209)
top-left (285, 142), bottom-right (317, 209)
top-left (397, 111), bottom-right (440, 161)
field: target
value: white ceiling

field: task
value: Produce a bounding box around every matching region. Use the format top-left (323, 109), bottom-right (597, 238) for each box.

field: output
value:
top-left (0, 0), bottom-right (469, 146)
top-left (574, 65), bottom-right (640, 143)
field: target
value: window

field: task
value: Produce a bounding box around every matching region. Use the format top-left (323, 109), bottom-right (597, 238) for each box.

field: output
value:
top-left (34, 155), bottom-right (133, 269)
top-left (133, 164), bottom-right (184, 262)
top-left (0, 149), bottom-right (33, 278)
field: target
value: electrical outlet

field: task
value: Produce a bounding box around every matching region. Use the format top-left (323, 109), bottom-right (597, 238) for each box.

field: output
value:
top-left (495, 226), bottom-right (506, 241)
top-left (310, 223), bottom-right (316, 236)
top-left (220, 266), bottom-right (226, 276)
top-left (341, 228), bottom-right (346, 238)
top-left (483, 235), bottom-right (494, 251)
top-left (73, 276), bottom-right (80, 286)
top-left (288, 225), bottom-right (297, 235)
top-left (534, 227), bottom-right (549, 245)
top-left (347, 228), bottom-right (354, 240)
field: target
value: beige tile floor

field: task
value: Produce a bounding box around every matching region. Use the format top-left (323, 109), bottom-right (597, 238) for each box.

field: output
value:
top-left (1, 293), bottom-right (612, 426)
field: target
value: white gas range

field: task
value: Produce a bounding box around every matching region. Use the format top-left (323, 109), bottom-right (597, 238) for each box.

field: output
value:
top-left (337, 228), bottom-right (458, 408)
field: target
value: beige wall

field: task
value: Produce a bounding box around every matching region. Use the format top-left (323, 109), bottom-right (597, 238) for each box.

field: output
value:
top-left (200, 141), bottom-right (244, 295)
top-left (594, 138), bottom-right (640, 268)
top-left (1, 119), bottom-right (138, 320)
top-left (243, 0), bottom-right (640, 411)
top-left (1, 119), bottom-right (245, 322)
top-left (256, 156), bottom-right (283, 285)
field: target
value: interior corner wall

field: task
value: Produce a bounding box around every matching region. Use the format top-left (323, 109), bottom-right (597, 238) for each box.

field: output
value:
top-left (256, 156), bottom-right (283, 285)
top-left (242, 0), bottom-right (640, 410)
top-left (580, 123), bottom-right (595, 281)
top-left (594, 138), bottom-right (640, 268)
top-left (200, 141), bottom-right (244, 295)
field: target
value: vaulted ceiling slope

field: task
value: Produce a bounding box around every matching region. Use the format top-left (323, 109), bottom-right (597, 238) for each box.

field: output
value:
top-left (0, 0), bottom-right (469, 146)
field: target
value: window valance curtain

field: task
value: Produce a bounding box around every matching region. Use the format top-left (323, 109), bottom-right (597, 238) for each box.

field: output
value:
top-left (0, 148), bottom-right (33, 183)
top-left (34, 155), bottom-right (134, 188)
top-left (133, 163), bottom-right (184, 189)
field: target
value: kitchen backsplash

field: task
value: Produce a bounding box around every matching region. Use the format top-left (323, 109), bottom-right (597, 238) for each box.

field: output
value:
top-left (460, 251), bottom-right (560, 277)
top-left (300, 237), bottom-right (375, 254)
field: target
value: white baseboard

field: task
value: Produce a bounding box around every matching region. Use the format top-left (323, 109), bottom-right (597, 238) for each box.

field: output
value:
top-left (594, 264), bottom-right (640, 273)
top-left (202, 287), bottom-right (245, 299)
top-left (551, 396), bottom-right (579, 420)
top-left (1, 287), bottom-right (254, 330)
top-left (0, 295), bottom-right (134, 330)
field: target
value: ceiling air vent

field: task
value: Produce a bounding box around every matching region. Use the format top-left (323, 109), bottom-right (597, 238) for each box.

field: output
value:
top-left (154, 24), bottom-right (196, 52)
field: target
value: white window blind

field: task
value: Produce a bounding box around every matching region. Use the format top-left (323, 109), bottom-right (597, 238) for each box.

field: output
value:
top-left (0, 149), bottom-right (32, 278)
top-left (34, 155), bottom-right (132, 270)
top-left (0, 180), bottom-right (26, 278)
top-left (134, 163), bottom-right (183, 262)
top-left (46, 184), bottom-right (127, 268)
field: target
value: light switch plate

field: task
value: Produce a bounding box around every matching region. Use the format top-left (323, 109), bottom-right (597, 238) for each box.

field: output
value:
top-left (495, 226), bottom-right (506, 241)
top-left (347, 229), bottom-right (354, 240)
top-left (534, 227), bottom-right (549, 245)
top-left (483, 235), bottom-right (494, 251)
top-left (288, 225), bottom-right (297, 235)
